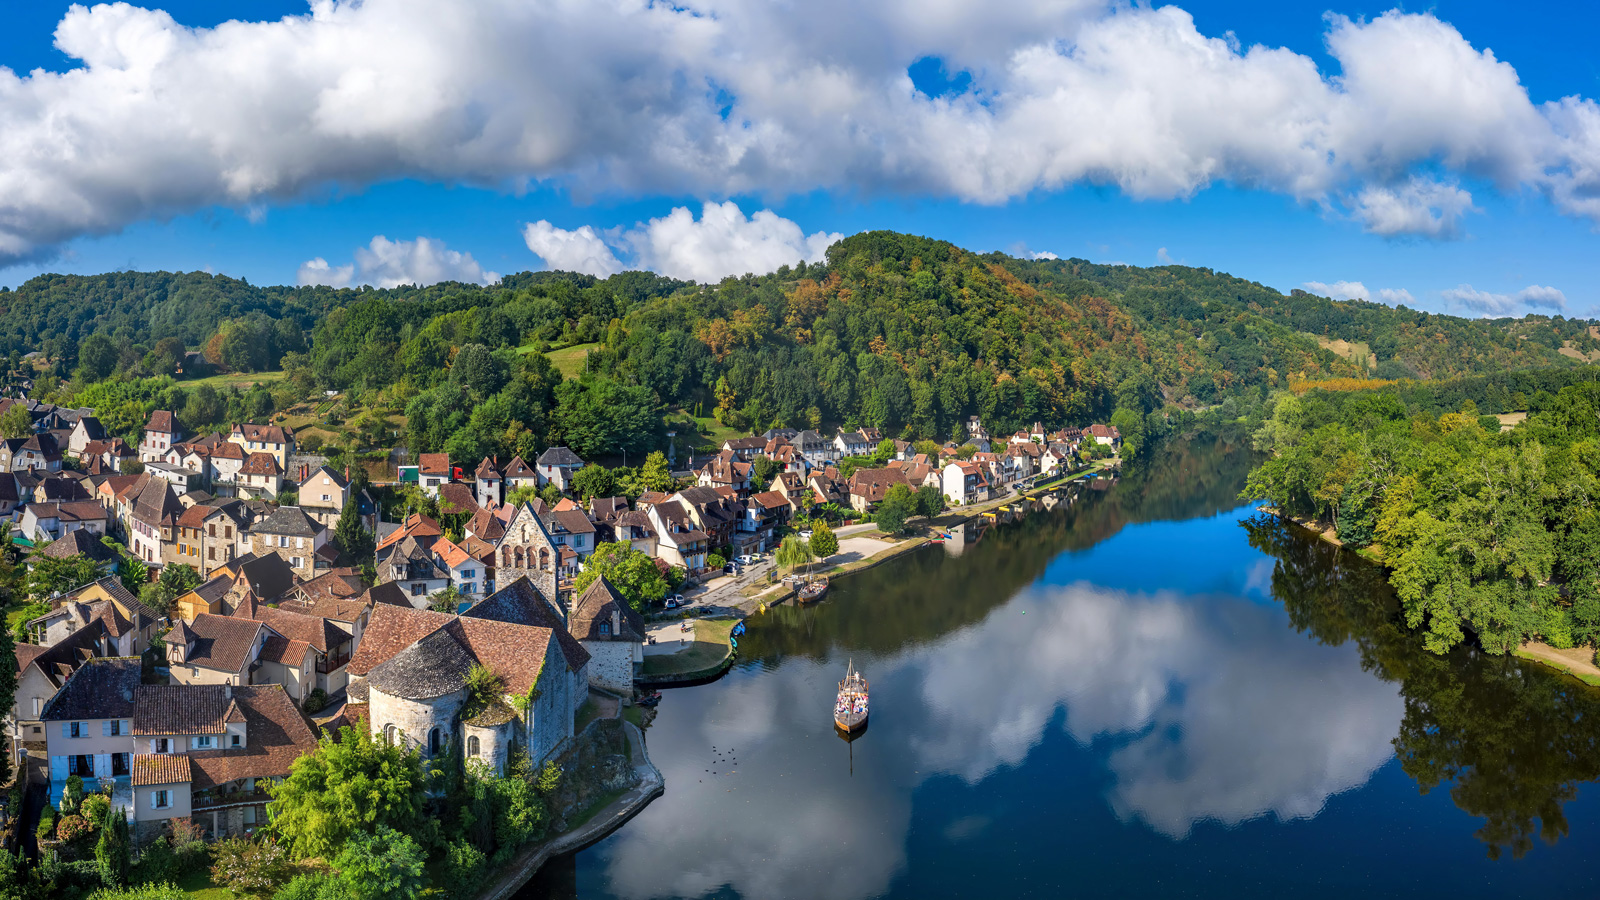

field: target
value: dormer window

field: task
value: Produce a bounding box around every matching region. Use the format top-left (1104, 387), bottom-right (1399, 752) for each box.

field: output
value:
top-left (599, 622), bottom-right (611, 637)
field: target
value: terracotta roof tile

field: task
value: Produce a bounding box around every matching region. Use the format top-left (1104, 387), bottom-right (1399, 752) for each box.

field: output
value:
top-left (133, 754), bottom-right (192, 786)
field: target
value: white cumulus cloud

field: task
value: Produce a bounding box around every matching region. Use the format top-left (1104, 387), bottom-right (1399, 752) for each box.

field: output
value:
top-left (3, 2), bottom-right (1600, 263)
top-left (1441, 283), bottom-right (1567, 316)
top-left (1376, 288), bottom-right (1416, 306)
top-left (1303, 280), bottom-right (1369, 301)
top-left (524, 203), bottom-right (841, 282)
top-left (521, 222), bottom-right (624, 278)
top-left (297, 236), bottom-right (498, 288)
top-left (1351, 177), bottom-right (1478, 239)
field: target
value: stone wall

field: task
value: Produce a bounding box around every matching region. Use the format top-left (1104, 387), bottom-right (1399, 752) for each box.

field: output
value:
top-left (464, 721), bottom-right (511, 774)
top-left (368, 683), bottom-right (462, 755)
top-left (581, 641), bottom-right (636, 695)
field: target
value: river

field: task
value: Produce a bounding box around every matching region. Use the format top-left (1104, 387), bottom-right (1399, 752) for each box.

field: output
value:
top-left (524, 437), bottom-right (1600, 899)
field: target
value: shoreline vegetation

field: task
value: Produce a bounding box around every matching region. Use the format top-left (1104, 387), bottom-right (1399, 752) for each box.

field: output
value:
top-left (1245, 374), bottom-right (1600, 686)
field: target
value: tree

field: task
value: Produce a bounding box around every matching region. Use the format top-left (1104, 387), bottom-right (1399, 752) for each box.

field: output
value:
top-left (24, 553), bottom-right (101, 601)
top-left (572, 542), bottom-right (668, 610)
top-left (77, 334), bottom-right (120, 382)
top-left (94, 789), bottom-right (132, 888)
top-left (334, 494), bottom-right (373, 563)
top-left (506, 484), bottom-right (540, 508)
top-left (873, 438), bottom-right (896, 464)
top-left (137, 564), bottom-right (201, 616)
top-left (915, 484), bottom-right (946, 520)
top-left (209, 837), bottom-right (292, 900)
top-left (330, 826), bottom-right (425, 900)
top-left (875, 484), bottom-right (917, 535)
top-left (267, 726), bottom-right (429, 860)
top-left (120, 459), bottom-right (145, 475)
top-left (571, 464), bottom-right (615, 502)
top-left (631, 451), bottom-right (676, 494)
top-left (428, 586), bottom-right (462, 614)
top-left (808, 521), bottom-right (839, 563)
top-left (752, 456), bottom-right (780, 489)
top-left (775, 534), bottom-right (814, 573)
top-left (0, 405), bottom-right (31, 440)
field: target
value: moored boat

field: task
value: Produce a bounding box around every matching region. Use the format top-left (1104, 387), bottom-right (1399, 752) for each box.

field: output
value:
top-left (798, 578), bottom-right (830, 603)
top-left (834, 661), bottom-right (868, 732)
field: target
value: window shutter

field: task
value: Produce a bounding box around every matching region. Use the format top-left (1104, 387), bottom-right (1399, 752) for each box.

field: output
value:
top-left (103, 721), bottom-right (111, 737)
top-left (150, 791), bottom-right (158, 810)
top-left (62, 723), bottom-right (70, 738)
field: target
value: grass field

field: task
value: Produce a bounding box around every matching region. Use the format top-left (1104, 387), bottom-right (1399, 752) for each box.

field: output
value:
top-left (516, 341), bottom-right (598, 378)
top-left (174, 869), bottom-right (231, 900)
top-left (182, 370), bottom-right (287, 390)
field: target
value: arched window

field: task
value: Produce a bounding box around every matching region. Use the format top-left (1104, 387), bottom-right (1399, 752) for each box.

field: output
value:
top-left (501, 546), bottom-right (511, 567)
top-left (467, 736), bottom-right (480, 757)
top-left (383, 724), bottom-right (396, 746)
top-left (428, 727), bottom-right (442, 756)
top-left (539, 548), bottom-right (550, 570)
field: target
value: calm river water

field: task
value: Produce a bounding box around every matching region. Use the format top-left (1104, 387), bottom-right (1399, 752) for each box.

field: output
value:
top-left (526, 437), bottom-right (1600, 899)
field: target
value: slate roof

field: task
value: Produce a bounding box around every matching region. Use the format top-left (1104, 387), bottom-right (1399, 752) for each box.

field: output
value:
top-left (132, 684), bottom-right (242, 734)
top-left (133, 754), bottom-right (192, 786)
top-left (223, 553), bottom-right (299, 601)
top-left (364, 582), bottom-right (411, 609)
top-left (252, 505), bottom-right (319, 537)
top-left (368, 626), bottom-right (478, 700)
top-left (537, 446), bottom-right (584, 467)
top-left (131, 474), bottom-right (182, 526)
top-left (181, 614), bottom-right (265, 674)
top-left (474, 457), bottom-right (502, 479)
top-left (33, 528), bottom-right (118, 564)
top-left (187, 685), bottom-right (319, 790)
top-left (40, 657), bottom-right (140, 721)
top-left (35, 477), bottom-right (93, 502)
top-left (568, 577), bottom-right (647, 643)
top-left (543, 508), bottom-right (596, 537)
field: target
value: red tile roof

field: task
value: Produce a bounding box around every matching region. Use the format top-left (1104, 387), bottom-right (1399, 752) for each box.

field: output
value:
top-left (133, 754), bottom-right (192, 786)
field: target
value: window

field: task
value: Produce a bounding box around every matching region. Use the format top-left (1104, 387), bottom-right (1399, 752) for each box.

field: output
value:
top-left (467, 736), bottom-right (480, 757)
top-left (384, 724), bottom-right (397, 745)
top-left (231, 733), bottom-right (241, 748)
top-left (462, 569), bottom-right (474, 579)
top-left (292, 557), bottom-right (303, 569)
top-left (209, 524), bottom-right (216, 537)
top-left (152, 790), bottom-right (170, 809)
top-left (153, 738), bottom-right (169, 753)
top-left (411, 584), bottom-right (424, 597)
top-left (108, 720), bottom-right (125, 736)
top-left (428, 728), bottom-right (441, 755)
top-left (69, 721), bottom-right (85, 738)
top-left (194, 735), bottom-right (213, 749)
top-left (599, 622), bottom-right (611, 637)
top-left (321, 494), bottom-right (331, 502)
top-left (225, 526), bottom-right (233, 538)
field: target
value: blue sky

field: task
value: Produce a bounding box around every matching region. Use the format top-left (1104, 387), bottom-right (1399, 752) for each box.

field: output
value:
top-left (1, 0), bottom-right (1598, 317)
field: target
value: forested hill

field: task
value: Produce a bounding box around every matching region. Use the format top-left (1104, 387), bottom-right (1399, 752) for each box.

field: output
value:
top-left (2, 232), bottom-right (1593, 458)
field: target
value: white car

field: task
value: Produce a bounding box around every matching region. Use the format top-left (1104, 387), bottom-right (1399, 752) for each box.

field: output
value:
top-left (738, 554), bottom-right (757, 565)
top-left (799, 530), bottom-right (813, 539)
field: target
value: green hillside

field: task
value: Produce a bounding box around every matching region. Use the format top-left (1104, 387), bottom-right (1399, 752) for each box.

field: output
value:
top-left (3, 231), bottom-right (1591, 460)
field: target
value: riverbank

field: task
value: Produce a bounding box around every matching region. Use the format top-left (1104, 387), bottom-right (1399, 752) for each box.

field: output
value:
top-left (1271, 510), bottom-right (1600, 686)
top-left (474, 719), bottom-right (664, 900)
top-left (639, 618), bottom-right (740, 684)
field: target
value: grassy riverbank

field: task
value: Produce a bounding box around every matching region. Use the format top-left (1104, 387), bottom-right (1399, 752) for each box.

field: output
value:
top-left (639, 618), bottom-right (739, 680)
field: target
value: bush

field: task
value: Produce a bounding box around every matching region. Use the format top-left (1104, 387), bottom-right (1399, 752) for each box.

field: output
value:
top-left (133, 837), bottom-right (178, 884)
top-left (87, 881), bottom-right (187, 900)
top-left (273, 873), bottom-right (340, 900)
top-left (299, 433), bottom-right (324, 453)
top-left (37, 805), bottom-right (58, 840)
top-left (81, 793), bottom-right (110, 827)
top-left (211, 837), bottom-right (294, 900)
top-left (302, 688), bottom-right (328, 714)
top-left (706, 553), bottom-right (726, 570)
top-left (444, 839), bottom-right (487, 899)
top-left (62, 775), bottom-right (86, 815)
top-left (56, 814), bottom-right (92, 842)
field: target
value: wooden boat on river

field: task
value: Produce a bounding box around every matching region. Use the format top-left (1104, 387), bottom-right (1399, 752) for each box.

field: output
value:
top-left (834, 661), bottom-right (868, 733)
top-left (798, 577), bottom-right (830, 603)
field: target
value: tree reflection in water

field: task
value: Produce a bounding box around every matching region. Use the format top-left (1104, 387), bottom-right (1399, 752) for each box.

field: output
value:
top-left (1243, 513), bottom-right (1600, 860)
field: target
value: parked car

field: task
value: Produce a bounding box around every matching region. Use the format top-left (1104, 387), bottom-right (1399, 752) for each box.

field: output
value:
top-left (738, 554), bottom-right (757, 565)
top-left (663, 595), bottom-right (683, 609)
top-left (723, 564), bottom-right (738, 574)
top-left (799, 530), bottom-right (813, 539)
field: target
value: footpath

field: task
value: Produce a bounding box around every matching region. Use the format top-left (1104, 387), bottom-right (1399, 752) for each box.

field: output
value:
top-left (475, 714), bottom-right (664, 900)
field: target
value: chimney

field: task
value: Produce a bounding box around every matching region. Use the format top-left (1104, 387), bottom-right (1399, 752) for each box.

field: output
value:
top-left (224, 684), bottom-right (232, 699)
top-left (612, 607), bottom-right (620, 636)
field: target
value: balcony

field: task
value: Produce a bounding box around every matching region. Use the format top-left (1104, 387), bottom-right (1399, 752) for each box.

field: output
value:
top-left (192, 787), bottom-right (272, 812)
